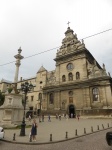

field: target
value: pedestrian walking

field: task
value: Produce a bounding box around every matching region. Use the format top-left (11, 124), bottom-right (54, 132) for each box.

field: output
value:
top-left (71, 113), bottom-right (73, 118)
top-left (77, 114), bottom-right (80, 121)
top-left (31, 119), bottom-right (38, 141)
top-left (59, 114), bottom-right (61, 120)
top-left (42, 114), bottom-right (44, 122)
top-left (28, 114), bottom-right (31, 122)
top-left (56, 114), bottom-right (58, 119)
top-left (66, 114), bottom-right (68, 121)
top-left (39, 114), bottom-right (41, 122)
top-left (48, 114), bottom-right (51, 122)
top-left (64, 113), bottom-right (66, 119)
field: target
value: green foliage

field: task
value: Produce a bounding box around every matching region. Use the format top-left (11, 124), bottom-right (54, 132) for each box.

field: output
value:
top-left (8, 87), bottom-right (13, 93)
top-left (0, 91), bottom-right (5, 106)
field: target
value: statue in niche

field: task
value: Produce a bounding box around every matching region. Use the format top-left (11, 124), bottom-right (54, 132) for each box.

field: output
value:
top-left (108, 72), bottom-right (111, 77)
top-left (62, 102), bottom-right (65, 109)
top-left (76, 72), bottom-right (80, 79)
top-left (74, 33), bottom-right (77, 38)
top-left (103, 63), bottom-right (106, 70)
top-left (48, 72), bottom-right (56, 84)
top-left (94, 60), bottom-right (97, 66)
top-left (87, 68), bottom-right (92, 75)
top-left (82, 39), bottom-right (84, 43)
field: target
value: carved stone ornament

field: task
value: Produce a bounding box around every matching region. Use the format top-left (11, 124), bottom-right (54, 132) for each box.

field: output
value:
top-left (73, 44), bottom-right (77, 50)
top-left (62, 50), bottom-right (66, 54)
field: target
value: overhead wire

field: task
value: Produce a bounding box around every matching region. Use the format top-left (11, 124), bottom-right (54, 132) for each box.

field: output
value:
top-left (0, 46), bottom-right (60, 66)
top-left (82, 28), bottom-right (112, 40)
top-left (0, 28), bottom-right (112, 67)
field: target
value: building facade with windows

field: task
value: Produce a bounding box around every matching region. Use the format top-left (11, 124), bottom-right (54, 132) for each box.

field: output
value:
top-left (0, 26), bottom-right (112, 117)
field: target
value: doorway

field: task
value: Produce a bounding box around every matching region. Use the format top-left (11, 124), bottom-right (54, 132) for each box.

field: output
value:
top-left (69, 105), bottom-right (75, 118)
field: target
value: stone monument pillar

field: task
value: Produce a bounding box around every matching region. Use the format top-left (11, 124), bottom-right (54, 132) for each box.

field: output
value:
top-left (0, 92), bottom-right (23, 126)
top-left (14, 47), bottom-right (24, 83)
top-left (0, 48), bottom-right (25, 127)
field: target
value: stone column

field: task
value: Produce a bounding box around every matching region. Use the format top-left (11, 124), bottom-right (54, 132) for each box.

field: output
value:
top-left (14, 47), bottom-right (24, 83)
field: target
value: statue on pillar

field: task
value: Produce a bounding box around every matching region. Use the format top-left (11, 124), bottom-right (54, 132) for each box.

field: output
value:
top-left (13, 47), bottom-right (24, 93)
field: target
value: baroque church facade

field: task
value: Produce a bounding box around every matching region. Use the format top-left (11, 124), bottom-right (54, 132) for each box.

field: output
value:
top-left (0, 26), bottom-right (112, 117)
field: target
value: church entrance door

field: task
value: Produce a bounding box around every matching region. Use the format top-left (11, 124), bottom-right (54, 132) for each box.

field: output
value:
top-left (69, 105), bottom-right (75, 118)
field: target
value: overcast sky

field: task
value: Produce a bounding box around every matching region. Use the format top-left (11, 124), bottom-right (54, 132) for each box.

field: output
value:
top-left (0, 0), bottom-right (112, 82)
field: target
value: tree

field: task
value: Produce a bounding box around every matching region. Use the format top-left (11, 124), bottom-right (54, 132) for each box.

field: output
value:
top-left (8, 87), bottom-right (13, 93)
top-left (0, 91), bottom-right (5, 106)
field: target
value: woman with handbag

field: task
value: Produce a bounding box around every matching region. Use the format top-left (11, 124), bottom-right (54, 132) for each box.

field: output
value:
top-left (31, 119), bottom-right (38, 141)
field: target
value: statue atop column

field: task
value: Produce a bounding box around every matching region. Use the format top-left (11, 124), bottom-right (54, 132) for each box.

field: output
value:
top-left (14, 47), bottom-right (24, 83)
top-left (14, 47), bottom-right (24, 93)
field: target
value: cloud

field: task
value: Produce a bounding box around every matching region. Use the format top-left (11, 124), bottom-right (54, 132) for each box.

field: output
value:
top-left (0, 0), bottom-right (112, 80)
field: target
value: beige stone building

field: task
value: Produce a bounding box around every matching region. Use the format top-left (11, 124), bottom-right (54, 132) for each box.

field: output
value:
top-left (0, 27), bottom-right (112, 117)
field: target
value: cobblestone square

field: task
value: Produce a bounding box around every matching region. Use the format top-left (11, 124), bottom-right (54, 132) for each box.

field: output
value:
top-left (1, 117), bottom-right (112, 150)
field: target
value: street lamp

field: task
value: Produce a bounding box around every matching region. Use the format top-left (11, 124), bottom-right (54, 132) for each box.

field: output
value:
top-left (39, 93), bottom-right (42, 122)
top-left (20, 81), bottom-right (34, 136)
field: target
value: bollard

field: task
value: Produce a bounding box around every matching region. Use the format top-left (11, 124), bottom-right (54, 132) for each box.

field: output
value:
top-left (50, 134), bottom-right (52, 141)
top-left (97, 125), bottom-right (99, 130)
top-left (84, 128), bottom-right (86, 134)
top-left (13, 133), bottom-right (16, 141)
top-left (29, 134), bottom-right (32, 142)
top-left (75, 129), bottom-right (77, 136)
top-left (108, 123), bottom-right (109, 128)
top-left (102, 124), bottom-right (104, 129)
top-left (91, 126), bottom-right (93, 132)
top-left (65, 132), bottom-right (68, 139)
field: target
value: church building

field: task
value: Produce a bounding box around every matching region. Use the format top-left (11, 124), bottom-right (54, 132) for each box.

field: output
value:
top-left (0, 26), bottom-right (112, 117)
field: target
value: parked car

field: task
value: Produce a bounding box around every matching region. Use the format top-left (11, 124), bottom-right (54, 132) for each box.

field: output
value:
top-left (0, 127), bottom-right (4, 139)
top-left (106, 132), bottom-right (112, 146)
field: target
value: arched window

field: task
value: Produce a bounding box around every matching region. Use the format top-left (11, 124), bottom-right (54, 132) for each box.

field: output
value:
top-left (76, 72), bottom-right (80, 80)
top-left (49, 93), bottom-right (54, 104)
top-left (92, 88), bottom-right (99, 101)
top-left (68, 72), bottom-right (73, 81)
top-left (38, 93), bottom-right (42, 100)
top-left (62, 75), bottom-right (66, 82)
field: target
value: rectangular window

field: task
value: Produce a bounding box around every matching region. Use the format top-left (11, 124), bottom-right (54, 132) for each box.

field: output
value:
top-left (31, 96), bottom-right (34, 101)
top-left (69, 97), bottom-right (73, 103)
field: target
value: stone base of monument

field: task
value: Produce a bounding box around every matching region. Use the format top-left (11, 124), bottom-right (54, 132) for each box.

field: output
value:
top-left (0, 93), bottom-right (28, 127)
